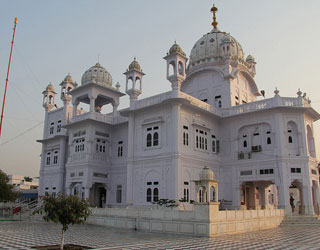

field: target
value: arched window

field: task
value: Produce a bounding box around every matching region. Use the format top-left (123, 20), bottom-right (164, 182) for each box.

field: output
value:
top-left (199, 188), bottom-right (204, 202)
top-left (135, 77), bottom-right (141, 90)
top-left (146, 133), bottom-right (152, 147)
top-left (127, 77), bottom-right (134, 90)
top-left (243, 140), bottom-right (247, 148)
top-left (44, 95), bottom-right (48, 104)
top-left (153, 132), bottom-right (159, 146)
top-left (178, 61), bottom-right (184, 76)
top-left (288, 136), bottom-right (293, 143)
top-left (267, 137), bottom-right (271, 144)
top-left (153, 188), bottom-right (159, 202)
top-left (49, 95), bottom-right (53, 104)
top-left (210, 186), bottom-right (215, 202)
top-left (212, 140), bottom-right (216, 152)
top-left (146, 188), bottom-right (152, 202)
top-left (169, 61), bottom-right (175, 76)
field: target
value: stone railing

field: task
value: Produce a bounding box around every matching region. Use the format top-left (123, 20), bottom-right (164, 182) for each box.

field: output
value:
top-left (70, 153), bottom-right (109, 163)
top-left (133, 91), bottom-right (310, 118)
top-left (216, 207), bottom-right (284, 220)
top-left (71, 112), bottom-right (113, 124)
top-left (134, 91), bottom-right (221, 116)
top-left (70, 112), bottom-right (128, 125)
top-left (178, 92), bottom-right (221, 115)
top-left (223, 96), bottom-right (310, 117)
top-left (134, 91), bottom-right (173, 110)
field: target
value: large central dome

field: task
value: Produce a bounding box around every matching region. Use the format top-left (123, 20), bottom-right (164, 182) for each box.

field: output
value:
top-left (188, 28), bottom-right (244, 69)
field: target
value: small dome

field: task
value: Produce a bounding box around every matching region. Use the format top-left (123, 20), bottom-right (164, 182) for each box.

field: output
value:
top-left (199, 166), bottom-right (214, 181)
top-left (46, 83), bottom-right (55, 92)
top-left (128, 58), bottom-right (141, 71)
top-left (81, 63), bottom-right (112, 87)
top-left (64, 73), bottom-right (73, 82)
top-left (169, 42), bottom-right (185, 56)
top-left (246, 55), bottom-right (255, 63)
top-left (189, 30), bottom-right (244, 68)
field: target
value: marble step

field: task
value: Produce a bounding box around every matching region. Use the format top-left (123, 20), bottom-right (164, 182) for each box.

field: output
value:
top-left (280, 215), bottom-right (320, 227)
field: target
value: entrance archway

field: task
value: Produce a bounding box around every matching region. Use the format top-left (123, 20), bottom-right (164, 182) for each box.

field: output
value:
top-left (240, 181), bottom-right (277, 210)
top-left (289, 180), bottom-right (304, 214)
top-left (90, 183), bottom-right (107, 208)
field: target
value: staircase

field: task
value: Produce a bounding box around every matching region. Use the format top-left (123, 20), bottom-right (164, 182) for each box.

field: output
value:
top-left (12, 199), bottom-right (43, 220)
top-left (280, 214), bottom-right (320, 227)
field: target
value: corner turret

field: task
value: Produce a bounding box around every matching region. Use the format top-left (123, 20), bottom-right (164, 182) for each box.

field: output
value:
top-left (42, 83), bottom-right (56, 112)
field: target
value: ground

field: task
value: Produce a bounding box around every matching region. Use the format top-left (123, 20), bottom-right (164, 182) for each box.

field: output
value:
top-left (0, 221), bottom-right (320, 250)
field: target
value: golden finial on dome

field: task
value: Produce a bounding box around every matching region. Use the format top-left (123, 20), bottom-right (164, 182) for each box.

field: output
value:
top-left (210, 4), bottom-right (218, 29)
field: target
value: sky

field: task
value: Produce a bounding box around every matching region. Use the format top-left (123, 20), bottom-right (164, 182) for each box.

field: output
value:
top-left (0, 0), bottom-right (320, 177)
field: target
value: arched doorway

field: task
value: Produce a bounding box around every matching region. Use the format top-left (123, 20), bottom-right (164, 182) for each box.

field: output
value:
top-left (90, 183), bottom-right (107, 208)
top-left (289, 180), bottom-right (304, 214)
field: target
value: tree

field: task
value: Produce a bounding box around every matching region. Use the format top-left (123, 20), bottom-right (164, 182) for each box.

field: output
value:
top-left (36, 194), bottom-right (91, 250)
top-left (24, 176), bottom-right (33, 182)
top-left (0, 170), bottom-right (19, 202)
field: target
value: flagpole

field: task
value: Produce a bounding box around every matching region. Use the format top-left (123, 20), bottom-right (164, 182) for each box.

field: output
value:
top-left (0, 17), bottom-right (18, 139)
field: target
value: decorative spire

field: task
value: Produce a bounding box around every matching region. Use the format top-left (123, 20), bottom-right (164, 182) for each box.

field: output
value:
top-left (211, 4), bottom-right (218, 29)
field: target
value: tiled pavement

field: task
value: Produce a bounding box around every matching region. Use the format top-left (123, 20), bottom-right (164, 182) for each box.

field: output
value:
top-left (1, 221), bottom-right (320, 250)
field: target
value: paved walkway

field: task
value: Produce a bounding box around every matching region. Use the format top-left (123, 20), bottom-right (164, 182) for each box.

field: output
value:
top-left (1, 221), bottom-right (320, 250)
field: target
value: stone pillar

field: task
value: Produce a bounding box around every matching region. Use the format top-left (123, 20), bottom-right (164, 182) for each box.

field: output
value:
top-left (259, 185), bottom-right (267, 209)
top-left (277, 181), bottom-right (291, 213)
top-left (89, 96), bottom-right (96, 113)
top-left (303, 183), bottom-right (314, 215)
top-left (126, 113), bottom-right (135, 205)
top-left (231, 183), bottom-right (241, 209)
top-left (112, 103), bottom-right (119, 117)
top-left (43, 109), bottom-right (49, 139)
top-left (59, 137), bottom-right (67, 194)
top-left (72, 100), bottom-right (79, 117)
top-left (171, 102), bottom-right (181, 200)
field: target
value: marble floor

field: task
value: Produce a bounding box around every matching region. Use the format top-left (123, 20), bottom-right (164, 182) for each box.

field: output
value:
top-left (0, 221), bottom-right (320, 250)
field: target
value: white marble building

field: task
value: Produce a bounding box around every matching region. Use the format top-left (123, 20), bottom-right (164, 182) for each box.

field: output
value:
top-left (38, 6), bottom-right (320, 215)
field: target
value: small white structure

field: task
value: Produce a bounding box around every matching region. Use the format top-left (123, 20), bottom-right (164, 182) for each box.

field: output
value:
top-left (38, 5), bottom-right (320, 218)
top-left (194, 166), bottom-right (219, 204)
top-left (8, 175), bottom-right (39, 190)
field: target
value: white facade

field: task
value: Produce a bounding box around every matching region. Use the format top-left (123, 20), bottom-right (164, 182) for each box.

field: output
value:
top-left (38, 7), bottom-right (320, 215)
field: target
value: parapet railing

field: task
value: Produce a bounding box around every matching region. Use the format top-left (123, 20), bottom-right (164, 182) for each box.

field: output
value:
top-left (70, 112), bottom-right (128, 125)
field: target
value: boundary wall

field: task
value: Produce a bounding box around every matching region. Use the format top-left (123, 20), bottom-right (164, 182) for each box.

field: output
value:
top-left (88, 203), bottom-right (285, 237)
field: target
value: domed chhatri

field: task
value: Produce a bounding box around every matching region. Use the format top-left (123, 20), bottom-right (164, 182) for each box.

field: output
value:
top-left (169, 42), bottom-right (186, 56)
top-left (246, 54), bottom-right (255, 63)
top-left (64, 73), bottom-right (73, 82)
top-left (81, 63), bottom-right (112, 87)
top-left (128, 57), bottom-right (141, 71)
top-left (46, 82), bottom-right (55, 92)
top-left (200, 166), bottom-right (214, 181)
